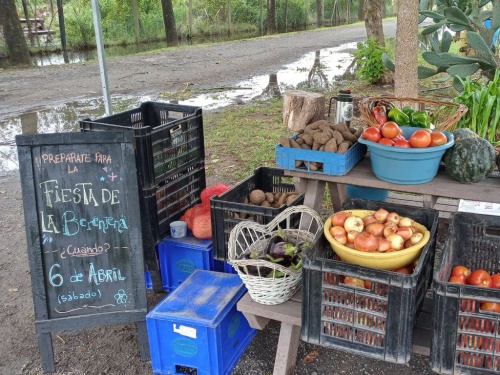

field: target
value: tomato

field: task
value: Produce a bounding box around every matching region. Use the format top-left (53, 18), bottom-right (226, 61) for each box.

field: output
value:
top-left (380, 121), bottom-right (401, 139)
top-left (362, 127), bottom-right (382, 143)
top-left (409, 129), bottom-right (432, 148)
top-left (449, 275), bottom-right (466, 284)
top-left (480, 302), bottom-right (500, 313)
top-left (451, 265), bottom-right (472, 282)
top-left (394, 139), bottom-right (411, 148)
top-left (491, 273), bottom-right (500, 289)
top-left (468, 269), bottom-right (492, 287)
top-left (457, 351), bottom-right (484, 367)
top-left (461, 299), bottom-right (477, 312)
top-left (430, 131), bottom-right (448, 147)
top-left (378, 137), bottom-right (395, 146)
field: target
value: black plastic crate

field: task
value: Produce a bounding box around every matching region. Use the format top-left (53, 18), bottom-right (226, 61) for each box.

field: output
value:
top-left (80, 101), bottom-right (204, 187)
top-left (301, 199), bottom-right (439, 364)
top-left (209, 167), bottom-right (304, 261)
top-left (432, 212), bottom-right (500, 374)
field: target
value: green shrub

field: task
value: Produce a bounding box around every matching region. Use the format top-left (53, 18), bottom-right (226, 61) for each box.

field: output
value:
top-left (353, 38), bottom-right (388, 84)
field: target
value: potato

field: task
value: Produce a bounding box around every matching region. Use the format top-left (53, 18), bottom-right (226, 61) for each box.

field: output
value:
top-left (289, 138), bottom-right (301, 148)
top-left (299, 133), bottom-right (314, 146)
top-left (340, 131), bottom-right (358, 143)
top-left (331, 129), bottom-right (344, 146)
top-left (324, 138), bottom-right (338, 153)
top-left (279, 136), bottom-right (290, 148)
top-left (265, 192), bottom-right (274, 203)
top-left (249, 189), bottom-right (266, 205)
top-left (337, 141), bottom-right (351, 154)
top-left (286, 194), bottom-right (298, 204)
top-left (313, 131), bottom-right (330, 145)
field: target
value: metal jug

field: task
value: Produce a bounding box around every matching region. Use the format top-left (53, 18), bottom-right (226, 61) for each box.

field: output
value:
top-left (329, 89), bottom-right (353, 126)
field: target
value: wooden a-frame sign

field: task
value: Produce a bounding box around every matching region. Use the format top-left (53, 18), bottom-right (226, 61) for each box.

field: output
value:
top-left (16, 131), bottom-right (149, 373)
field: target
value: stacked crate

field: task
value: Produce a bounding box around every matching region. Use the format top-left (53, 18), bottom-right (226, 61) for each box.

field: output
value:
top-left (80, 102), bottom-right (205, 290)
top-left (301, 199), bottom-right (439, 363)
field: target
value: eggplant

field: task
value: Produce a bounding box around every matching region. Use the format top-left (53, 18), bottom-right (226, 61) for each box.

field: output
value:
top-left (268, 241), bottom-right (296, 265)
top-left (266, 226), bottom-right (288, 254)
top-left (239, 251), bottom-right (267, 276)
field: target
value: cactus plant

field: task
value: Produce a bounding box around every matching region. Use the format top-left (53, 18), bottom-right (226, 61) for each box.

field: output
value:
top-left (383, 0), bottom-right (500, 90)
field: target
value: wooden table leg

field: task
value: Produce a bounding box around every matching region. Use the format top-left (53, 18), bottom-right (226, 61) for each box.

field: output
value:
top-left (327, 182), bottom-right (347, 212)
top-left (298, 179), bottom-right (326, 214)
top-left (422, 194), bottom-right (438, 209)
top-left (273, 323), bottom-right (301, 375)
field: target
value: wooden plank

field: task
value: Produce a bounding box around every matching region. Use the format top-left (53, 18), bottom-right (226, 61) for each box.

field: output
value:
top-left (286, 157), bottom-right (500, 204)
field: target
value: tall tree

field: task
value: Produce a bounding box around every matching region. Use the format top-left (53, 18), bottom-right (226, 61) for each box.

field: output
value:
top-left (364, 0), bottom-right (385, 46)
top-left (267, 0), bottom-right (276, 34)
top-left (394, 0), bottom-right (419, 98)
top-left (357, 0), bottom-right (364, 22)
top-left (0, 0), bottom-right (32, 66)
top-left (317, 0), bottom-right (323, 27)
top-left (161, 0), bottom-right (178, 46)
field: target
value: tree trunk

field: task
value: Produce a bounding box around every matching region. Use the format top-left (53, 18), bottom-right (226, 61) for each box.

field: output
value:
top-left (0, 0), bottom-right (32, 66)
top-left (161, 0), bottom-right (178, 46)
top-left (131, 0), bottom-right (141, 44)
top-left (394, 0), bottom-right (419, 98)
top-left (357, 0), bottom-right (364, 21)
top-left (317, 0), bottom-right (323, 27)
top-left (364, 0), bottom-right (385, 46)
top-left (267, 0), bottom-right (277, 34)
top-left (283, 90), bottom-right (325, 132)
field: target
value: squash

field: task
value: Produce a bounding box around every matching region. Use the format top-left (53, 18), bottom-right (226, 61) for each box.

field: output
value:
top-left (444, 137), bottom-right (495, 183)
top-left (450, 128), bottom-right (477, 142)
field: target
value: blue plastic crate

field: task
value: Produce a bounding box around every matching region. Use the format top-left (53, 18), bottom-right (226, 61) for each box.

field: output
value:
top-left (146, 270), bottom-right (257, 375)
top-left (213, 259), bottom-right (238, 275)
top-left (158, 234), bottom-right (214, 292)
top-left (145, 270), bottom-right (153, 290)
top-left (275, 140), bottom-right (367, 175)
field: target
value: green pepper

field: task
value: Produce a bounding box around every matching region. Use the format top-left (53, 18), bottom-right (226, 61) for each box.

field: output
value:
top-left (402, 106), bottom-right (415, 117)
top-left (410, 110), bottom-right (431, 128)
top-left (387, 107), bottom-right (410, 126)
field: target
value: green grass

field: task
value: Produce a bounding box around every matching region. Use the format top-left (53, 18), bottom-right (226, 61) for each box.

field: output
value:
top-left (203, 98), bottom-right (289, 183)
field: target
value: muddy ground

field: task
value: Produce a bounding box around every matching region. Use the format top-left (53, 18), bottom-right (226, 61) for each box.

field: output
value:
top-left (1, 20), bottom-right (439, 375)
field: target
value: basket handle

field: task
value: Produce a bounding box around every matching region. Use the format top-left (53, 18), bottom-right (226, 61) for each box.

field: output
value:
top-left (267, 205), bottom-right (324, 237)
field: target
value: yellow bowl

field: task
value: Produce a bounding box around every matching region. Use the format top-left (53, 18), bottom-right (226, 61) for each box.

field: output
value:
top-left (324, 209), bottom-right (430, 270)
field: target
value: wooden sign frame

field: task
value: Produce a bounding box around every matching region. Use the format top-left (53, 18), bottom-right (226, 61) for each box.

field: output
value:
top-left (16, 132), bottom-right (149, 373)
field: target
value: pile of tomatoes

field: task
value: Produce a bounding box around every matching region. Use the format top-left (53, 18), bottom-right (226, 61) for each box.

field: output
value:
top-left (449, 265), bottom-right (500, 312)
top-left (361, 122), bottom-right (448, 148)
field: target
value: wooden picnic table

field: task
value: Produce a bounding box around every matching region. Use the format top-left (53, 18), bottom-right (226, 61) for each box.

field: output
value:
top-left (237, 155), bottom-right (500, 375)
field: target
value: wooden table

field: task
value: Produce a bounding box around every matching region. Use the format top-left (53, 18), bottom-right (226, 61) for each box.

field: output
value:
top-left (288, 156), bottom-right (500, 214)
top-left (237, 157), bottom-right (500, 375)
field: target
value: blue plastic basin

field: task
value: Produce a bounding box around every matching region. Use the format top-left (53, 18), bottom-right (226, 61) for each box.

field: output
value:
top-left (346, 185), bottom-right (389, 201)
top-left (358, 127), bottom-right (454, 184)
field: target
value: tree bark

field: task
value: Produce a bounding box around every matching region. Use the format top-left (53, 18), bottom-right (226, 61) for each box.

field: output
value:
top-left (317, 0), bottom-right (323, 27)
top-left (131, 0), bottom-right (141, 44)
top-left (364, 0), bottom-right (385, 46)
top-left (267, 0), bottom-right (277, 34)
top-left (357, 0), bottom-right (364, 21)
top-left (0, 0), bottom-right (32, 66)
top-left (394, 0), bottom-right (419, 98)
top-left (161, 0), bottom-right (178, 46)
top-left (283, 90), bottom-right (325, 132)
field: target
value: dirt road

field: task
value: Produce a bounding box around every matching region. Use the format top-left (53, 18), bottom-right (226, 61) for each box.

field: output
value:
top-left (1, 20), bottom-right (396, 118)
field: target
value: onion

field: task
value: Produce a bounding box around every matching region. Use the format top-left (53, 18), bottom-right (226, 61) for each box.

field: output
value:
top-left (377, 237), bottom-right (391, 252)
top-left (386, 233), bottom-right (404, 250)
top-left (396, 226), bottom-right (413, 240)
top-left (354, 231), bottom-right (379, 252)
top-left (330, 225), bottom-right (346, 237)
top-left (374, 208), bottom-right (389, 222)
top-left (334, 233), bottom-right (347, 245)
top-left (346, 230), bottom-right (358, 244)
top-left (331, 211), bottom-right (351, 227)
top-left (386, 212), bottom-right (401, 225)
top-left (366, 222), bottom-right (385, 237)
top-left (344, 215), bottom-right (364, 233)
top-left (363, 215), bottom-right (378, 226)
top-left (383, 223), bottom-right (398, 238)
top-left (399, 216), bottom-right (414, 227)
top-left (410, 232), bottom-right (424, 245)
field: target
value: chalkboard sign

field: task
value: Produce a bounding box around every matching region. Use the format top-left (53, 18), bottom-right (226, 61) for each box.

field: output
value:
top-left (16, 132), bottom-right (149, 373)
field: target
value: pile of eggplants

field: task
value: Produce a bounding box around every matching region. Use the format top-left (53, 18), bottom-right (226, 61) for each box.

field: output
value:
top-left (237, 227), bottom-right (310, 278)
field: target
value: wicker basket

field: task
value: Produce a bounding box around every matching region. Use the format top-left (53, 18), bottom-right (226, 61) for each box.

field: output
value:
top-left (228, 205), bottom-right (323, 305)
top-left (359, 96), bottom-right (468, 131)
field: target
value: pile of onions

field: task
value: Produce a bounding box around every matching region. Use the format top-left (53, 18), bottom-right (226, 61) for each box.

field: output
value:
top-left (328, 208), bottom-right (425, 252)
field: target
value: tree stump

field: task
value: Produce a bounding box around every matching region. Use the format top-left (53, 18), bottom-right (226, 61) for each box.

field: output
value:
top-left (283, 90), bottom-right (325, 132)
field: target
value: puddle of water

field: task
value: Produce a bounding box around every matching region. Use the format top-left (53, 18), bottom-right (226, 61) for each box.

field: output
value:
top-left (0, 42), bottom-right (356, 172)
